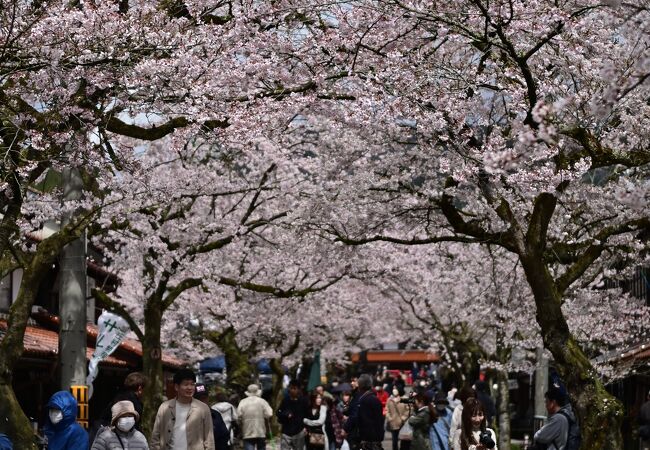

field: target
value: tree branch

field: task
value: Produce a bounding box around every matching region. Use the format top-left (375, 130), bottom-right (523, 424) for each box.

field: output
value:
top-left (91, 288), bottom-right (145, 341)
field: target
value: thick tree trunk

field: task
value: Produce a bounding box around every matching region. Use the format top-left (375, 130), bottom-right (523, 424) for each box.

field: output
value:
top-left (496, 369), bottom-right (510, 450)
top-left (520, 254), bottom-right (623, 450)
top-left (141, 299), bottom-right (165, 439)
top-left (0, 236), bottom-right (70, 447)
top-left (0, 382), bottom-right (37, 449)
top-left (269, 358), bottom-right (285, 434)
top-left (215, 328), bottom-right (256, 397)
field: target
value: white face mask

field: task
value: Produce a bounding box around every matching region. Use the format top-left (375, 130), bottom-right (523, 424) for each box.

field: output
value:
top-left (116, 416), bottom-right (136, 432)
top-left (49, 409), bottom-right (64, 425)
top-left (392, 389), bottom-right (399, 397)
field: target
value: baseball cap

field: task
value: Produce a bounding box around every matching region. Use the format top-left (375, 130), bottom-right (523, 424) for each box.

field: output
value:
top-left (194, 383), bottom-right (208, 399)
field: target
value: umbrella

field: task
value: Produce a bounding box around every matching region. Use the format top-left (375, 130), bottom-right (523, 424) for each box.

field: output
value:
top-left (331, 382), bottom-right (353, 393)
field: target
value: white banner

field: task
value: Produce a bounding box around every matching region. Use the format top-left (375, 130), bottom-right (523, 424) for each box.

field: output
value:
top-left (86, 311), bottom-right (130, 398)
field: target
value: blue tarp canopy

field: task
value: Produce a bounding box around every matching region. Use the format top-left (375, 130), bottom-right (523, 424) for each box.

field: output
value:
top-left (257, 359), bottom-right (272, 374)
top-left (200, 355), bottom-right (226, 373)
top-left (199, 356), bottom-right (274, 374)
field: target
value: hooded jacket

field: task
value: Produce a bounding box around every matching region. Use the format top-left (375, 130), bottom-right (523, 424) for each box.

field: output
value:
top-left (0, 433), bottom-right (12, 450)
top-left (44, 391), bottom-right (89, 450)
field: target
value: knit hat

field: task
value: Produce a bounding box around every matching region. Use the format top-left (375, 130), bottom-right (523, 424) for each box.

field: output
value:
top-left (111, 400), bottom-right (139, 426)
top-left (245, 384), bottom-right (262, 397)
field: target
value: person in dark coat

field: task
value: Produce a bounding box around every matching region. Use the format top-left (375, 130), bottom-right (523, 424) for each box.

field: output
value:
top-left (277, 380), bottom-right (309, 450)
top-left (343, 374), bottom-right (383, 450)
top-left (195, 384), bottom-right (230, 450)
top-left (408, 393), bottom-right (437, 450)
top-left (44, 391), bottom-right (89, 450)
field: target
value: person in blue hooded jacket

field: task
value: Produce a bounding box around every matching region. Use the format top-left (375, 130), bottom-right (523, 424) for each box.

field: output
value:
top-left (0, 433), bottom-right (13, 450)
top-left (44, 391), bottom-right (89, 450)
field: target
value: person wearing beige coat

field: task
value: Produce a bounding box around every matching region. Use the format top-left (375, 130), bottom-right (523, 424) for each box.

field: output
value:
top-left (386, 390), bottom-right (409, 450)
top-left (237, 384), bottom-right (274, 450)
top-left (151, 369), bottom-right (215, 450)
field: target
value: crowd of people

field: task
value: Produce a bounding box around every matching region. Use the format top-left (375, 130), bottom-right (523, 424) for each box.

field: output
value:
top-left (0, 367), bottom-right (598, 450)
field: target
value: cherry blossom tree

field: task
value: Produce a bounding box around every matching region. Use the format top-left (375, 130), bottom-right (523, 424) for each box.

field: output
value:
top-left (3, 0), bottom-right (649, 448)
top-left (244, 1), bottom-right (650, 446)
top-left (372, 242), bottom-right (649, 447)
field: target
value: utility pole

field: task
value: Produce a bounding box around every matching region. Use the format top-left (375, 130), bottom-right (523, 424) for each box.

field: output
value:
top-left (59, 168), bottom-right (87, 390)
top-left (533, 347), bottom-right (549, 433)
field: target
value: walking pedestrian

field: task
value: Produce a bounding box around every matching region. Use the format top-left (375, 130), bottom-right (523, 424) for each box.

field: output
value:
top-left (373, 385), bottom-right (389, 416)
top-left (91, 400), bottom-right (149, 450)
top-left (448, 386), bottom-right (476, 448)
top-left (407, 393), bottom-right (436, 450)
top-left (277, 380), bottom-right (309, 450)
top-left (91, 372), bottom-right (147, 443)
top-left (339, 391), bottom-right (352, 418)
top-left (343, 374), bottom-right (383, 450)
top-left (452, 398), bottom-right (497, 450)
top-left (304, 392), bottom-right (328, 450)
top-left (326, 397), bottom-right (345, 450)
top-left (212, 390), bottom-right (238, 449)
top-left (386, 388), bottom-right (408, 450)
top-left (430, 392), bottom-right (453, 450)
top-left (43, 391), bottom-right (89, 450)
top-left (237, 384), bottom-right (273, 450)
top-left (194, 384), bottom-right (230, 450)
top-left (150, 368), bottom-right (215, 450)
top-left (529, 386), bottom-right (578, 450)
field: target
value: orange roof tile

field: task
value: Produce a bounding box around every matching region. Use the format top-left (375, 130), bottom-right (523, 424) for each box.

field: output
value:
top-left (0, 319), bottom-right (185, 369)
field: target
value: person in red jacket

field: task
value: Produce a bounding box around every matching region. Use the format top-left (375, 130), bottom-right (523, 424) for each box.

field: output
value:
top-left (374, 385), bottom-right (389, 416)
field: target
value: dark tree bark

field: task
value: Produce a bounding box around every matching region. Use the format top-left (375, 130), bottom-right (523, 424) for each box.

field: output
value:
top-left (0, 232), bottom-right (79, 448)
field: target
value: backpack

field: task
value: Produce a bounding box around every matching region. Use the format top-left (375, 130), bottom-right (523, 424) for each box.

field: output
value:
top-left (556, 410), bottom-right (581, 450)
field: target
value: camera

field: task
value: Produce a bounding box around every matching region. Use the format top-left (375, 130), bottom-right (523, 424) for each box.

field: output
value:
top-left (400, 391), bottom-right (417, 404)
top-left (479, 431), bottom-right (496, 449)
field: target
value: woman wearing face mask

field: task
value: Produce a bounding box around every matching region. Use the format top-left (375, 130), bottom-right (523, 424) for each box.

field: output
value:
top-left (44, 391), bottom-right (89, 450)
top-left (91, 400), bottom-right (149, 449)
top-left (385, 388), bottom-right (408, 450)
top-left (452, 398), bottom-right (497, 450)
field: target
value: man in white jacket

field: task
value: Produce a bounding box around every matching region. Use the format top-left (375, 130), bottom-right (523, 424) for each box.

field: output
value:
top-left (238, 384), bottom-right (273, 450)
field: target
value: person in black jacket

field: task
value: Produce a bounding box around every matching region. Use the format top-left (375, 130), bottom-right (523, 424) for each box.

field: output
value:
top-left (277, 380), bottom-right (309, 450)
top-left (195, 384), bottom-right (230, 450)
top-left (344, 374), bottom-right (384, 450)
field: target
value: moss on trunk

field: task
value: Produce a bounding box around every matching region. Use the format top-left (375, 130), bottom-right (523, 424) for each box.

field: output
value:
top-left (0, 232), bottom-right (75, 446)
top-left (0, 374), bottom-right (38, 449)
top-left (520, 254), bottom-right (624, 449)
top-left (207, 328), bottom-right (255, 397)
